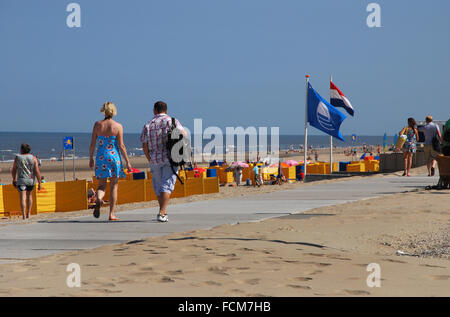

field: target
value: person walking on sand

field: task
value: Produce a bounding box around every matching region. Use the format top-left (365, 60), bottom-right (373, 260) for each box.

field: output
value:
top-left (400, 117), bottom-right (419, 177)
top-left (422, 116), bottom-right (443, 176)
top-left (11, 144), bottom-right (42, 220)
top-left (140, 101), bottom-right (187, 223)
top-left (89, 102), bottom-right (132, 221)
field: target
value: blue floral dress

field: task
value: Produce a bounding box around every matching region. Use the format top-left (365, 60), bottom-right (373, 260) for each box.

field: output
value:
top-left (95, 136), bottom-right (126, 179)
top-left (402, 128), bottom-right (417, 153)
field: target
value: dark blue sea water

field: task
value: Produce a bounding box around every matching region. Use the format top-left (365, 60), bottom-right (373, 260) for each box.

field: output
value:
top-left (0, 132), bottom-right (394, 161)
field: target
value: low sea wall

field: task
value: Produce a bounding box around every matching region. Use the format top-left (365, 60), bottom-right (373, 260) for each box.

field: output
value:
top-left (379, 151), bottom-right (426, 173)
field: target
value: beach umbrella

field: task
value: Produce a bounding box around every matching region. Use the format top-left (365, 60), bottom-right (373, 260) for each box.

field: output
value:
top-left (231, 162), bottom-right (249, 168)
top-left (270, 162), bottom-right (290, 168)
top-left (284, 160), bottom-right (299, 166)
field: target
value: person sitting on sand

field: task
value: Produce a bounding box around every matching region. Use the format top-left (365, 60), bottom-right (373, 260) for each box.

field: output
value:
top-left (11, 143), bottom-right (42, 220)
top-left (89, 102), bottom-right (133, 221)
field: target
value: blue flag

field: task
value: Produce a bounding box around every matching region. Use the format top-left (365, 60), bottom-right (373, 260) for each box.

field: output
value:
top-left (63, 137), bottom-right (74, 150)
top-left (307, 83), bottom-right (346, 142)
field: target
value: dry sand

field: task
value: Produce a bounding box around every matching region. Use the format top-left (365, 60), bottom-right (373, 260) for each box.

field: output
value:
top-left (0, 166), bottom-right (448, 297)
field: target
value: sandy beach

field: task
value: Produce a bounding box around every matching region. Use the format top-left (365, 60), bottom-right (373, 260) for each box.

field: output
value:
top-left (0, 166), bottom-right (448, 297)
top-left (2, 0), bottom-right (449, 301)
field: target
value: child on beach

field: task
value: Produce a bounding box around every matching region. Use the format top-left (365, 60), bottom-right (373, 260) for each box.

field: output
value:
top-left (87, 188), bottom-right (97, 208)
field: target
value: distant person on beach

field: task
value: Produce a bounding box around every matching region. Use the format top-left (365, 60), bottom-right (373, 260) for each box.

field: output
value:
top-left (234, 167), bottom-right (242, 186)
top-left (252, 164), bottom-right (261, 187)
top-left (40, 176), bottom-right (46, 183)
top-left (422, 116), bottom-right (443, 176)
top-left (276, 164), bottom-right (284, 185)
top-left (89, 102), bottom-right (133, 221)
top-left (140, 101), bottom-right (186, 223)
top-left (400, 117), bottom-right (419, 177)
top-left (35, 155), bottom-right (42, 167)
top-left (11, 143), bottom-right (42, 220)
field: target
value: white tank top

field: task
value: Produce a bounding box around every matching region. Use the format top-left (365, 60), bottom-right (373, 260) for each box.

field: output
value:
top-left (16, 154), bottom-right (35, 186)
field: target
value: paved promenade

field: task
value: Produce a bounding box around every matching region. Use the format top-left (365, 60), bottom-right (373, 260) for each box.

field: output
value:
top-left (0, 175), bottom-right (438, 263)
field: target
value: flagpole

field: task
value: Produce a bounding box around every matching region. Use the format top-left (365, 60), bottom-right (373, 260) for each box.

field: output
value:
top-left (63, 149), bottom-right (66, 182)
top-left (73, 148), bottom-right (75, 180)
top-left (329, 75), bottom-right (333, 174)
top-left (304, 75), bottom-right (310, 181)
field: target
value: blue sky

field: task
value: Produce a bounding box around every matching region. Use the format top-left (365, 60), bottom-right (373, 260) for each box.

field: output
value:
top-left (0, 0), bottom-right (449, 135)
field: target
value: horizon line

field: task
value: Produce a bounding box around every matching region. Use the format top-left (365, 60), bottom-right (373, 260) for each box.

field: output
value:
top-left (0, 131), bottom-right (393, 137)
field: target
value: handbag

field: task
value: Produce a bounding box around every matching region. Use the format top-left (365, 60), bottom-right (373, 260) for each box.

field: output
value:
top-left (395, 127), bottom-right (407, 150)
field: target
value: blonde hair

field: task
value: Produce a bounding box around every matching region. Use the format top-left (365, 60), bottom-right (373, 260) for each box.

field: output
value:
top-left (100, 102), bottom-right (117, 119)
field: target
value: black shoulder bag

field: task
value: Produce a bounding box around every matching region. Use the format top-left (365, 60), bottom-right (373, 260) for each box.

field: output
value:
top-left (166, 117), bottom-right (188, 184)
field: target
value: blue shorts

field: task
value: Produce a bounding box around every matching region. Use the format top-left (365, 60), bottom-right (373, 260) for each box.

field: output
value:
top-left (150, 163), bottom-right (178, 196)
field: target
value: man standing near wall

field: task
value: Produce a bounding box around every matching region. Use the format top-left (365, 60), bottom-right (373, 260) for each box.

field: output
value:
top-left (140, 101), bottom-right (187, 222)
top-left (422, 115), bottom-right (443, 176)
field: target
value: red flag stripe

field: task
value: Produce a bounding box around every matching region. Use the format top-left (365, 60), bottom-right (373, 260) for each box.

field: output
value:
top-left (330, 81), bottom-right (345, 97)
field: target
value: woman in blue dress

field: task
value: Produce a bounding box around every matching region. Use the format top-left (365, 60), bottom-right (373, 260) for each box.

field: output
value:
top-left (400, 117), bottom-right (419, 177)
top-left (89, 102), bottom-right (132, 220)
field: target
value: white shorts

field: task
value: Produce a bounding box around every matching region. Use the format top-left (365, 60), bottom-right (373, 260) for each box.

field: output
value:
top-left (150, 163), bottom-right (178, 196)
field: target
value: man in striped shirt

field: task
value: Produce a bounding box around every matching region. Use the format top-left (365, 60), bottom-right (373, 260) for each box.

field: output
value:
top-left (140, 101), bottom-right (186, 222)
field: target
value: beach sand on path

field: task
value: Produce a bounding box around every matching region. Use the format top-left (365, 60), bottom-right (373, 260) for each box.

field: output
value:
top-left (0, 167), bottom-right (448, 297)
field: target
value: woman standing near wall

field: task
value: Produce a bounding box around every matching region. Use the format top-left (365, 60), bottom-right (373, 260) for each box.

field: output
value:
top-left (401, 117), bottom-right (419, 177)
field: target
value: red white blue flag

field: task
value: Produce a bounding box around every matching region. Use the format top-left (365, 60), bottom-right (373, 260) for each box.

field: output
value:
top-left (330, 81), bottom-right (354, 116)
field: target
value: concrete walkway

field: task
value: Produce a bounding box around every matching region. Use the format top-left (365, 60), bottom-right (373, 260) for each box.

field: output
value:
top-left (0, 175), bottom-right (439, 263)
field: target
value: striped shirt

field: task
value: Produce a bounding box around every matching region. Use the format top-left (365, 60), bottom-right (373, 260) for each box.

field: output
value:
top-left (140, 114), bottom-right (184, 165)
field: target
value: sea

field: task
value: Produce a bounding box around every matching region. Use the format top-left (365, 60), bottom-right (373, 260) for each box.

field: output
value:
top-left (0, 132), bottom-right (394, 162)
